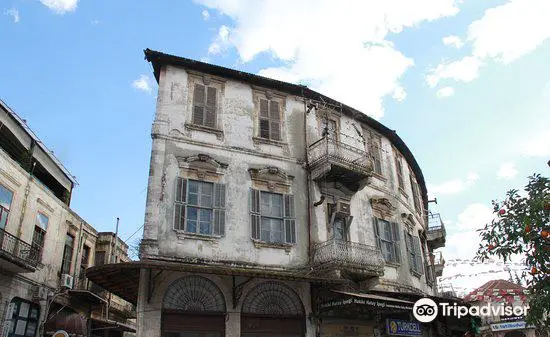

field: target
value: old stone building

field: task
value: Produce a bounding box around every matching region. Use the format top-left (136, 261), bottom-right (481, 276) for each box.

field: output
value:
top-left (0, 100), bottom-right (135, 337)
top-left (87, 49), bottom-right (451, 337)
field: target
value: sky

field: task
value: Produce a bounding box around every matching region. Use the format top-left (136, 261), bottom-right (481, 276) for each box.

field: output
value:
top-left (1, 0), bottom-right (549, 294)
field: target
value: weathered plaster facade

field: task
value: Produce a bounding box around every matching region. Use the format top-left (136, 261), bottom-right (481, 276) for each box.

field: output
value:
top-left (0, 100), bottom-right (135, 337)
top-left (132, 50), bottom-right (445, 337)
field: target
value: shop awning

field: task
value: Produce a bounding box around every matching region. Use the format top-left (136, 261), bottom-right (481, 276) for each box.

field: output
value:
top-left (90, 317), bottom-right (136, 333)
top-left (86, 259), bottom-right (346, 304)
top-left (320, 290), bottom-right (415, 310)
top-left (68, 289), bottom-right (106, 305)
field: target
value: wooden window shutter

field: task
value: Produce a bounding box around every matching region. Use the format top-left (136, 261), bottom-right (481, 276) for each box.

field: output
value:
top-left (250, 189), bottom-right (261, 240)
top-left (372, 218), bottom-right (381, 251)
top-left (391, 222), bottom-right (401, 264)
top-left (260, 99), bottom-right (269, 117)
top-left (270, 100), bottom-right (280, 140)
top-left (174, 178), bottom-right (187, 230)
top-left (414, 236), bottom-right (424, 274)
top-left (284, 194), bottom-right (295, 244)
top-left (205, 87), bottom-right (217, 128)
top-left (193, 84), bottom-right (206, 125)
top-left (213, 183), bottom-right (226, 236)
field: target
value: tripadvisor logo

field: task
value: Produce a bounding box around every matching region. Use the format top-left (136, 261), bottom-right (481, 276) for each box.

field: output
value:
top-left (412, 298), bottom-right (529, 323)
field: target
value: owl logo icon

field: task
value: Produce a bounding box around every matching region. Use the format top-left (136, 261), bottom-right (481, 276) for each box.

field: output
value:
top-left (389, 321), bottom-right (398, 334)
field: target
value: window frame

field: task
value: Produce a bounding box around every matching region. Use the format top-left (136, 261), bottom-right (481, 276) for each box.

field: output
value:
top-left (80, 245), bottom-right (90, 278)
top-left (250, 189), bottom-right (295, 245)
top-left (0, 183), bottom-right (14, 230)
top-left (405, 231), bottom-right (424, 276)
top-left (191, 83), bottom-right (218, 129)
top-left (258, 97), bottom-right (282, 141)
top-left (7, 298), bottom-right (40, 337)
top-left (364, 129), bottom-right (383, 176)
top-left (409, 173), bottom-right (422, 216)
top-left (395, 153), bottom-right (405, 191)
top-left (31, 213), bottom-right (48, 261)
top-left (373, 218), bottom-right (401, 264)
top-left (174, 178), bottom-right (226, 237)
top-left (60, 233), bottom-right (74, 275)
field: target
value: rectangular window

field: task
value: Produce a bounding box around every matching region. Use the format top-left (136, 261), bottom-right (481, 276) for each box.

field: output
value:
top-left (0, 184), bottom-right (14, 229)
top-left (8, 298), bottom-right (40, 337)
top-left (365, 131), bottom-right (383, 176)
top-left (192, 84), bottom-right (217, 128)
top-left (319, 118), bottom-right (338, 140)
top-left (259, 98), bottom-right (281, 141)
top-left (410, 174), bottom-right (421, 215)
top-left (373, 219), bottom-right (400, 264)
top-left (95, 251), bottom-right (106, 266)
top-left (80, 245), bottom-right (90, 278)
top-left (405, 232), bottom-right (424, 276)
top-left (250, 189), bottom-right (295, 244)
top-left (31, 213), bottom-right (48, 261)
top-left (395, 154), bottom-right (404, 190)
top-left (60, 234), bottom-right (74, 275)
top-left (174, 178), bottom-right (225, 236)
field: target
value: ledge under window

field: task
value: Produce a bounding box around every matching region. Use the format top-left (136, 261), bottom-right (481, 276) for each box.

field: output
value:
top-left (185, 123), bottom-right (224, 139)
top-left (252, 239), bottom-right (293, 251)
top-left (411, 270), bottom-right (423, 278)
top-left (398, 188), bottom-right (409, 199)
top-left (385, 261), bottom-right (401, 268)
top-left (252, 136), bottom-right (286, 148)
top-left (174, 229), bottom-right (222, 242)
top-left (371, 172), bottom-right (386, 182)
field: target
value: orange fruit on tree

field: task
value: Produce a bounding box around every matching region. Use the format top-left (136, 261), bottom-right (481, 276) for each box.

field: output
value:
top-left (542, 230), bottom-right (549, 239)
top-left (531, 267), bottom-right (538, 274)
top-left (525, 225), bottom-right (531, 233)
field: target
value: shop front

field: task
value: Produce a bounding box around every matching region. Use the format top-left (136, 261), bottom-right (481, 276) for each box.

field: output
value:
top-left (314, 289), bottom-right (429, 337)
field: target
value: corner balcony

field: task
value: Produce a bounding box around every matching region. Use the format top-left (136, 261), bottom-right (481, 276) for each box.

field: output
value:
top-left (307, 137), bottom-right (373, 192)
top-left (427, 213), bottom-right (446, 249)
top-left (312, 239), bottom-right (385, 281)
top-left (0, 228), bottom-right (40, 273)
top-left (433, 251), bottom-right (445, 277)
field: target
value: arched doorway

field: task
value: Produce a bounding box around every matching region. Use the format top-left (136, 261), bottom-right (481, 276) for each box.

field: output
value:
top-left (241, 281), bottom-right (305, 337)
top-left (504, 331), bottom-right (527, 337)
top-left (162, 276), bottom-right (226, 337)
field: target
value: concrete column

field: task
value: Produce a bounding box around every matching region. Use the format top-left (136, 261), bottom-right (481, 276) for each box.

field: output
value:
top-left (136, 268), bottom-right (149, 337)
top-left (226, 312), bottom-right (240, 337)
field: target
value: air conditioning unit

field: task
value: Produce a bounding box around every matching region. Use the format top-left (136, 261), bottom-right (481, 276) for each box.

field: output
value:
top-left (60, 274), bottom-right (74, 289)
top-left (32, 285), bottom-right (50, 300)
top-left (335, 201), bottom-right (351, 215)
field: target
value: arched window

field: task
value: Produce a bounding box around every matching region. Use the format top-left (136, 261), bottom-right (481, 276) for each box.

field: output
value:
top-left (163, 276), bottom-right (225, 312)
top-left (241, 281), bottom-right (304, 316)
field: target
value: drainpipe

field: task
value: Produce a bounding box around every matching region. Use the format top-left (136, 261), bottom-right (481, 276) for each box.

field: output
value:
top-left (16, 161), bottom-right (35, 238)
top-left (302, 88), bottom-right (312, 263)
top-left (73, 221), bottom-right (84, 285)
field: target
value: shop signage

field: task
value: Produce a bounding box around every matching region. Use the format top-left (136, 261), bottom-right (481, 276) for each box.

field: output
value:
top-left (386, 319), bottom-right (422, 336)
top-left (490, 321), bottom-right (534, 331)
top-left (320, 298), bottom-right (413, 310)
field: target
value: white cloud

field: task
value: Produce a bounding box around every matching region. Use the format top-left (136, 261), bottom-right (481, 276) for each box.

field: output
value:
top-left (208, 25), bottom-right (231, 55)
top-left (198, 0), bottom-right (461, 119)
top-left (5, 8), bottom-right (19, 23)
top-left (202, 9), bottom-right (210, 20)
top-left (428, 0), bottom-right (550, 87)
top-left (497, 162), bottom-right (518, 180)
top-left (426, 56), bottom-right (482, 87)
top-left (518, 129), bottom-right (550, 157)
top-left (436, 86), bottom-right (454, 98)
top-left (442, 35), bottom-right (463, 48)
top-left (91, 19), bottom-right (99, 25)
top-left (40, 0), bottom-right (78, 14)
top-left (428, 172), bottom-right (479, 197)
top-left (132, 75), bottom-right (153, 93)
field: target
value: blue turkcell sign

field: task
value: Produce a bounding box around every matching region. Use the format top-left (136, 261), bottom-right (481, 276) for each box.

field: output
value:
top-left (386, 319), bottom-right (422, 336)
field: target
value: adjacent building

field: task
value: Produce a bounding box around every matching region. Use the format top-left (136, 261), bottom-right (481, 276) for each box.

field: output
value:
top-left (0, 100), bottom-right (135, 337)
top-left (464, 280), bottom-right (534, 337)
top-left (88, 49), bottom-right (452, 337)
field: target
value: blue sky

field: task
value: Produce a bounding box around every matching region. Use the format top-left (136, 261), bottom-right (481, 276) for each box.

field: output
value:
top-left (1, 0), bottom-right (549, 291)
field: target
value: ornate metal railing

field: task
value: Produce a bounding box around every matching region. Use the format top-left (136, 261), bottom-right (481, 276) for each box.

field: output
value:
top-left (427, 213), bottom-right (446, 236)
top-left (312, 239), bottom-right (385, 275)
top-left (307, 137), bottom-right (373, 176)
top-left (0, 228), bottom-right (40, 269)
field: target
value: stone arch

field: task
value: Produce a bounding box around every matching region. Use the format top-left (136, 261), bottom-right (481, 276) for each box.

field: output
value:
top-left (163, 275), bottom-right (226, 312)
top-left (241, 281), bottom-right (304, 316)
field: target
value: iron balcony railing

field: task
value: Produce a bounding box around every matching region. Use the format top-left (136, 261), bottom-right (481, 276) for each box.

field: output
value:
top-left (312, 239), bottom-right (385, 275)
top-left (307, 137), bottom-right (373, 176)
top-left (0, 228), bottom-right (40, 269)
top-left (428, 213), bottom-right (446, 235)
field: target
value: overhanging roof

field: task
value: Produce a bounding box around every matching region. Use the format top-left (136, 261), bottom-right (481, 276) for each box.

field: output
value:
top-left (143, 48), bottom-right (429, 215)
top-left (86, 259), bottom-right (347, 304)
